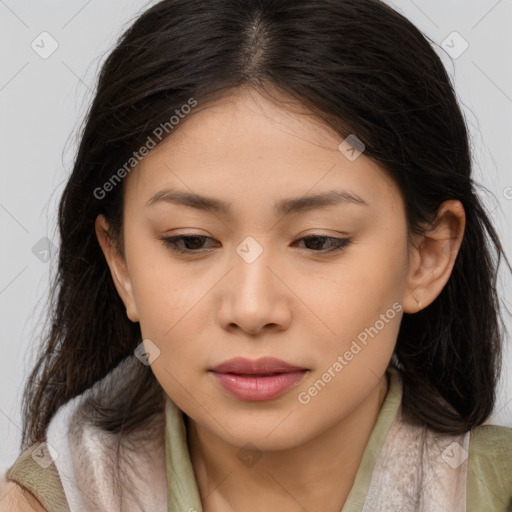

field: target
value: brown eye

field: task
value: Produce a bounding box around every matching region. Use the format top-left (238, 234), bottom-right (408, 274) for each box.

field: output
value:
top-left (294, 236), bottom-right (351, 253)
top-left (161, 235), bottom-right (219, 253)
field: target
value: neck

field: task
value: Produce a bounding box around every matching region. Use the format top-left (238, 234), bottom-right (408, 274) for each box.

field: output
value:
top-left (187, 373), bottom-right (389, 512)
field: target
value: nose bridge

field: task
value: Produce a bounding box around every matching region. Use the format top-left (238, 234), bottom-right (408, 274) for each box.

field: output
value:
top-left (233, 235), bottom-right (275, 303)
top-left (218, 235), bottom-right (291, 334)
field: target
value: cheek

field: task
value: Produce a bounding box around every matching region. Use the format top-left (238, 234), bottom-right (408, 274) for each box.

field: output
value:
top-left (133, 271), bottom-right (210, 413)
top-left (293, 243), bottom-right (407, 404)
top-left (304, 241), bottom-right (407, 342)
top-left (123, 237), bottom-right (213, 381)
top-left (125, 234), bottom-right (204, 333)
top-left (294, 259), bottom-right (404, 421)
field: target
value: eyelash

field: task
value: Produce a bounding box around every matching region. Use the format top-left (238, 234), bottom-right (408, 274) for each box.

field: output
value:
top-left (160, 234), bottom-right (352, 255)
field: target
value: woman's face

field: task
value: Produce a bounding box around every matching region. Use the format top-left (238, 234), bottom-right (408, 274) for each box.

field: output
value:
top-left (100, 87), bottom-right (415, 450)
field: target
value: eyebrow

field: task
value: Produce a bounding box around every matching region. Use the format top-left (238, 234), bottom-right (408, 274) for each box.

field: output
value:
top-left (145, 188), bottom-right (369, 216)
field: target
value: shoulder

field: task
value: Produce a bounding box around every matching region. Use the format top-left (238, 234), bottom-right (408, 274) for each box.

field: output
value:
top-left (0, 473), bottom-right (45, 511)
top-left (467, 423), bottom-right (512, 511)
top-left (468, 423), bottom-right (512, 472)
top-left (2, 444), bottom-right (69, 512)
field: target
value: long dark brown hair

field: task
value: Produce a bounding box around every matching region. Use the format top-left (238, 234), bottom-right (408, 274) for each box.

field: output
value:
top-left (21, 0), bottom-right (511, 448)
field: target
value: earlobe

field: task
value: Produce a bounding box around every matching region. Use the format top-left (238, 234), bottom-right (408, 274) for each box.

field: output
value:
top-left (94, 214), bottom-right (139, 323)
top-left (403, 200), bottom-right (465, 314)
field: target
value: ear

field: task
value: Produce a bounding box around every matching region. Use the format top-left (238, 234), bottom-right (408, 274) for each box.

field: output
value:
top-left (95, 214), bottom-right (139, 322)
top-left (403, 199), bottom-right (465, 314)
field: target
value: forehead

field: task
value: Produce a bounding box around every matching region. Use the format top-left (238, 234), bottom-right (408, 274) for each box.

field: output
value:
top-left (123, 87), bottom-right (402, 217)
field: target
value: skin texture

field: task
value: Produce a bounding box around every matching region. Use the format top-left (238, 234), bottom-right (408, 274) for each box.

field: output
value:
top-left (96, 86), bottom-right (465, 512)
top-left (0, 478), bottom-right (45, 512)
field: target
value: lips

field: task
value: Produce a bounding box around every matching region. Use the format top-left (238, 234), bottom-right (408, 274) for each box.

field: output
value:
top-left (212, 357), bottom-right (306, 375)
top-left (210, 357), bottom-right (308, 401)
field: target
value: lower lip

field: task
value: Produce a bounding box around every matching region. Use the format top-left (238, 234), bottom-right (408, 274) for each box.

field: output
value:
top-left (211, 371), bottom-right (307, 401)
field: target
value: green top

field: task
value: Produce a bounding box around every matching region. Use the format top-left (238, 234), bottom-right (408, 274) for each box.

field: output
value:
top-left (7, 368), bottom-right (512, 511)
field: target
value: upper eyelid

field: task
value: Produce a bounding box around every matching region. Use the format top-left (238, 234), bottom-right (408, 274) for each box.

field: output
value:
top-left (164, 234), bottom-right (346, 242)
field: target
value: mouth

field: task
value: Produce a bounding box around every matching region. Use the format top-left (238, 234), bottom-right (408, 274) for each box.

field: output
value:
top-left (211, 356), bottom-right (307, 374)
top-left (210, 357), bottom-right (308, 402)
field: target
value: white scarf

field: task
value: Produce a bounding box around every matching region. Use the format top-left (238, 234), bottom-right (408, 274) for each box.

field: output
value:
top-left (47, 356), bottom-right (169, 511)
top-left (45, 357), bottom-right (470, 511)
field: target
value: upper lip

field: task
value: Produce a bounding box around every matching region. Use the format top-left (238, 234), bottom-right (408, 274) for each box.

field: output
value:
top-left (211, 357), bottom-right (307, 375)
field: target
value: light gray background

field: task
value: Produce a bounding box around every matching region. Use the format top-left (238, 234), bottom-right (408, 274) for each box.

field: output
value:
top-left (1, 0), bottom-right (511, 471)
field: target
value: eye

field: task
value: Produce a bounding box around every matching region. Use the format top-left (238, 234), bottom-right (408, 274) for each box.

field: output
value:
top-left (160, 234), bottom-right (351, 255)
top-left (293, 235), bottom-right (352, 253)
top-left (160, 235), bottom-right (219, 253)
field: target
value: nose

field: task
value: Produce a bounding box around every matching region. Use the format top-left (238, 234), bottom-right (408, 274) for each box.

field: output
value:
top-left (216, 244), bottom-right (292, 336)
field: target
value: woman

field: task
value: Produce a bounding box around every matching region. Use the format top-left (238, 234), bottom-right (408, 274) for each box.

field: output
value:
top-left (3, 0), bottom-right (511, 510)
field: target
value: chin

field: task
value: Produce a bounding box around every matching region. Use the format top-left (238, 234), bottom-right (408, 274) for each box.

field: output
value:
top-left (209, 413), bottom-right (314, 451)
